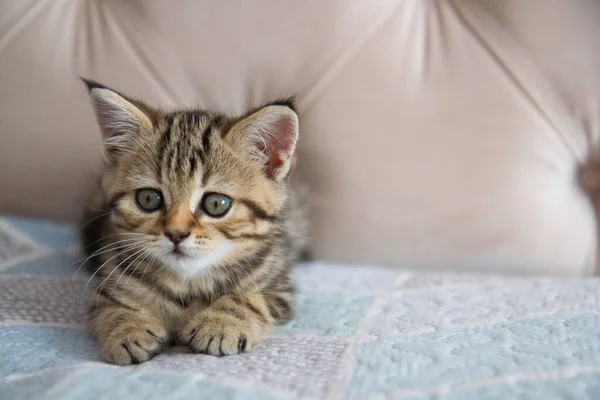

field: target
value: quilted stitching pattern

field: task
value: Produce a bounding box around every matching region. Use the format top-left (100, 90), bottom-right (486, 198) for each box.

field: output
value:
top-left (0, 216), bottom-right (599, 399)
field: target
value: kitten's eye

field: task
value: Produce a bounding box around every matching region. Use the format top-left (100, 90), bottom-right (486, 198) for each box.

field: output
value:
top-left (135, 188), bottom-right (163, 212)
top-left (201, 193), bottom-right (232, 218)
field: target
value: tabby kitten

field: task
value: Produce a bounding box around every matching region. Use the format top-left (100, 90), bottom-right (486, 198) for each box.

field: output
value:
top-left (80, 79), bottom-right (308, 365)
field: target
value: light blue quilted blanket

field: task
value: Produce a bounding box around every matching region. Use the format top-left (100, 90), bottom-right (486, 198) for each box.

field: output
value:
top-left (0, 216), bottom-right (599, 400)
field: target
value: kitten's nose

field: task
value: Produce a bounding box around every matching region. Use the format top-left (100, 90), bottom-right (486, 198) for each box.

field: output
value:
top-left (164, 229), bottom-right (190, 244)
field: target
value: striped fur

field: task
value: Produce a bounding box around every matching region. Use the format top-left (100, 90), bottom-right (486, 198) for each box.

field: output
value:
top-left (81, 79), bottom-right (308, 365)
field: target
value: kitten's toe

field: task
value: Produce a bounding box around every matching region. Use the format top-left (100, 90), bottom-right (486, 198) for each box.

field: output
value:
top-left (185, 317), bottom-right (254, 356)
top-left (103, 326), bottom-right (167, 365)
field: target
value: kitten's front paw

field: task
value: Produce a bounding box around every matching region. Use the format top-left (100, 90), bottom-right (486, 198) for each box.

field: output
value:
top-left (183, 314), bottom-right (256, 356)
top-left (101, 323), bottom-right (168, 365)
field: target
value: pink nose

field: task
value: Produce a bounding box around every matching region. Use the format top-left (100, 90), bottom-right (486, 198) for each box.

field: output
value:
top-left (164, 230), bottom-right (190, 244)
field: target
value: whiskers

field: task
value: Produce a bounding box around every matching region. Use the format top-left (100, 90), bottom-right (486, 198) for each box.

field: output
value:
top-left (124, 248), bottom-right (158, 289)
top-left (103, 245), bottom-right (156, 304)
top-left (71, 233), bottom-right (147, 279)
top-left (73, 232), bottom-right (158, 316)
top-left (80, 211), bottom-right (110, 229)
top-left (82, 242), bottom-right (148, 293)
top-left (82, 204), bottom-right (109, 213)
top-left (274, 225), bottom-right (313, 239)
top-left (74, 231), bottom-right (158, 301)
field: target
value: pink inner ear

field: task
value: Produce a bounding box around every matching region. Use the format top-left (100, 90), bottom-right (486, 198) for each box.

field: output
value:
top-left (256, 118), bottom-right (296, 176)
top-left (97, 108), bottom-right (119, 138)
top-left (94, 99), bottom-right (129, 140)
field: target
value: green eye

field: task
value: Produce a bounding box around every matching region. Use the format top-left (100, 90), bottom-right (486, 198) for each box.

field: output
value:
top-left (135, 188), bottom-right (163, 212)
top-left (201, 193), bottom-right (232, 217)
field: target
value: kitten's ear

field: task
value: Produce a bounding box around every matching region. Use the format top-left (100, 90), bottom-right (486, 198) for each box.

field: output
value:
top-left (228, 104), bottom-right (299, 182)
top-left (82, 78), bottom-right (154, 159)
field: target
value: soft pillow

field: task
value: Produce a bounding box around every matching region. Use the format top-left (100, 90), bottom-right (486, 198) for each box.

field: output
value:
top-left (0, 0), bottom-right (598, 274)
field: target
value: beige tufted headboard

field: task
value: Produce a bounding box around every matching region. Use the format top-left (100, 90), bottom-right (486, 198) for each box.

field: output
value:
top-left (1, 0), bottom-right (599, 275)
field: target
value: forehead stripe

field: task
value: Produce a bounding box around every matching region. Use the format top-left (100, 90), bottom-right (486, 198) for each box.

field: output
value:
top-left (189, 154), bottom-right (198, 178)
top-left (238, 199), bottom-right (277, 221)
top-left (158, 115), bottom-right (175, 172)
top-left (202, 123), bottom-right (214, 154)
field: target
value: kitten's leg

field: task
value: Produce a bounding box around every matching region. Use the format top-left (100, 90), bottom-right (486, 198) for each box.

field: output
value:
top-left (182, 291), bottom-right (294, 356)
top-left (89, 304), bottom-right (168, 365)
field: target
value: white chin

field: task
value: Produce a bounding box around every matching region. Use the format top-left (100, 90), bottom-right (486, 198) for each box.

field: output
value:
top-left (158, 243), bottom-right (234, 280)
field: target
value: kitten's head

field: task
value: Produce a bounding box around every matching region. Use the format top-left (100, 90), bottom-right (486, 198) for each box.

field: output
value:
top-left (83, 79), bottom-right (299, 279)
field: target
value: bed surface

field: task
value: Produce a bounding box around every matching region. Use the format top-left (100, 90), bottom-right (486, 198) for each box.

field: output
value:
top-left (1, 216), bottom-right (599, 399)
